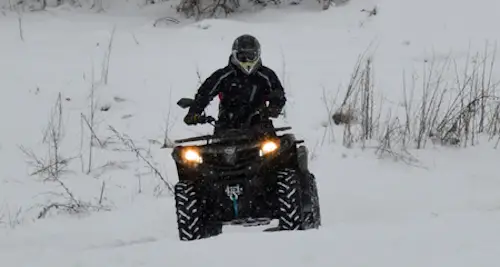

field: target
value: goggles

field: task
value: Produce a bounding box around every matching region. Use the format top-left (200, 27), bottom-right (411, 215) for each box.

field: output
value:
top-left (234, 50), bottom-right (259, 62)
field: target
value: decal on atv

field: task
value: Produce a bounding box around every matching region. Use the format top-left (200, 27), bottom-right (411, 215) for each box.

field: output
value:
top-left (225, 184), bottom-right (243, 199)
top-left (225, 184), bottom-right (243, 217)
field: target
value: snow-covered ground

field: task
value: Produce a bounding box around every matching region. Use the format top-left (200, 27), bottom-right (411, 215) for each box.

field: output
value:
top-left (1, 0), bottom-right (500, 266)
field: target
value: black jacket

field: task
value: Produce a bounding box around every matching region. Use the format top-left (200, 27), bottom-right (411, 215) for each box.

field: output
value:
top-left (188, 57), bottom-right (286, 127)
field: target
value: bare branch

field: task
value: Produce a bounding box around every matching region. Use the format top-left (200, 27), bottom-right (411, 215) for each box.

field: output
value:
top-left (101, 26), bottom-right (116, 85)
top-left (108, 125), bottom-right (174, 195)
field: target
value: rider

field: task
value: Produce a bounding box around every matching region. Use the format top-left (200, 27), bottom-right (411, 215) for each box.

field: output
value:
top-left (183, 34), bottom-right (286, 132)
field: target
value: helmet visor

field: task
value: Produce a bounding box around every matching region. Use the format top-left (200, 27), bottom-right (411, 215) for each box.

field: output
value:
top-left (235, 50), bottom-right (259, 62)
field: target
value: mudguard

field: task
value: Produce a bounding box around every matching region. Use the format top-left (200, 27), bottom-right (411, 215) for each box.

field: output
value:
top-left (296, 145), bottom-right (309, 173)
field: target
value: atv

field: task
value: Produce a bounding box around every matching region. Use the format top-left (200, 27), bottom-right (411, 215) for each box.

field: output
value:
top-left (171, 97), bottom-right (321, 241)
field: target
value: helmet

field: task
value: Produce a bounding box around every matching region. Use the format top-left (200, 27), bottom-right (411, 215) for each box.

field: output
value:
top-left (230, 34), bottom-right (261, 75)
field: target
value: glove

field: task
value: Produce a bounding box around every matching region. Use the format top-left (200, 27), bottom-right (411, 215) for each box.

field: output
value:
top-left (184, 113), bottom-right (201, 125)
top-left (268, 107), bottom-right (282, 118)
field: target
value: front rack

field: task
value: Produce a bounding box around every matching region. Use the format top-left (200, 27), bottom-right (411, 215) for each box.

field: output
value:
top-left (174, 126), bottom-right (292, 144)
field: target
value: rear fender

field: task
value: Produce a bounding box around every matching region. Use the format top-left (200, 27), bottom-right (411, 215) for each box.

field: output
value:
top-left (296, 145), bottom-right (309, 173)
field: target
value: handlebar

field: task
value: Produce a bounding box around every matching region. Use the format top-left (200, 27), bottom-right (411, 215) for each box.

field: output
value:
top-left (198, 115), bottom-right (216, 125)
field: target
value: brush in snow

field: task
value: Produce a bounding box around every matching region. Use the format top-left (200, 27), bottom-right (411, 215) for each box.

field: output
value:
top-left (171, 97), bottom-right (321, 241)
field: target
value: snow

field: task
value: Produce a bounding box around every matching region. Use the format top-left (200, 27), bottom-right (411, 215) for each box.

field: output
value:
top-left (1, 0), bottom-right (500, 266)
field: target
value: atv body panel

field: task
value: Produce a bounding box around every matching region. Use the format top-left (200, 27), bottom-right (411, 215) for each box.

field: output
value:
top-left (173, 131), bottom-right (300, 218)
top-left (171, 98), bottom-right (321, 241)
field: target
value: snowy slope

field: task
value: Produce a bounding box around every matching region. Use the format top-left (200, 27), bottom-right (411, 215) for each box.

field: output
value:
top-left (1, 0), bottom-right (500, 266)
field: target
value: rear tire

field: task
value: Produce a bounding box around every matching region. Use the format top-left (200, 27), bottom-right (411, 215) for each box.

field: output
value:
top-left (303, 173), bottom-right (321, 229)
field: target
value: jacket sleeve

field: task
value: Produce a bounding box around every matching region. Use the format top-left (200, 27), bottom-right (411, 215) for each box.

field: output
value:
top-left (262, 67), bottom-right (286, 110)
top-left (188, 68), bottom-right (227, 114)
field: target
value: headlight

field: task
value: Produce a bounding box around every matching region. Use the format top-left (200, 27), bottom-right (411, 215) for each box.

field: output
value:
top-left (182, 148), bottom-right (203, 163)
top-left (259, 140), bottom-right (279, 156)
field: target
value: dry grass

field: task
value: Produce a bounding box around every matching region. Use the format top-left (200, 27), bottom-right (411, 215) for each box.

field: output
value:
top-left (330, 43), bottom-right (499, 162)
top-left (19, 93), bottom-right (110, 219)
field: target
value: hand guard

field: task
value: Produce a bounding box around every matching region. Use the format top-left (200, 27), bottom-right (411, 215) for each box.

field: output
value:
top-left (183, 113), bottom-right (201, 125)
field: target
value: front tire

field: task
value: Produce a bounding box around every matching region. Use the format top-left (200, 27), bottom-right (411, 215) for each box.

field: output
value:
top-left (174, 181), bottom-right (222, 241)
top-left (276, 168), bottom-right (304, 230)
top-left (175, 181), bottom-right (221, 241)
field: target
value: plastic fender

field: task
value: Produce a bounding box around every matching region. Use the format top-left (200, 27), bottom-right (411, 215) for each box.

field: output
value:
top-left (276, 134), bottom-right (297, 160)
top-left (171, 146), bottom-right (185, 164)
top-left (296, 145), bottom-right (309, 173)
